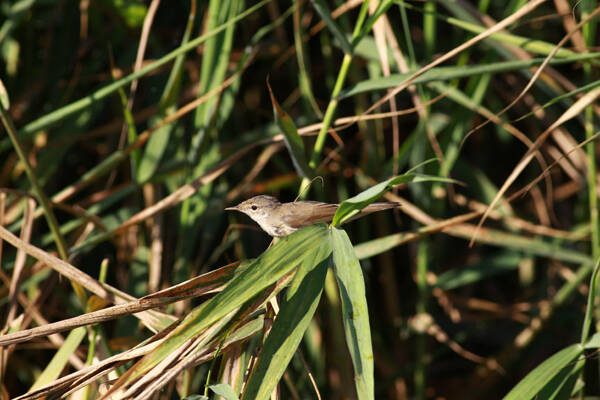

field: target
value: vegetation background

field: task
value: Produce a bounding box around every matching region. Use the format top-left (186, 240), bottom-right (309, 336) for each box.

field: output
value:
top-left (1, 0), bottom-right (600, 399)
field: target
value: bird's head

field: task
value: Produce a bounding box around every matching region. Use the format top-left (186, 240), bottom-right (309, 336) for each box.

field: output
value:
top-left (225, 195), bottom-right (281, 221)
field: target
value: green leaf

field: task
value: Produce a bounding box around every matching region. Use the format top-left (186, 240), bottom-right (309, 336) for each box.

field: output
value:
top-left (189, 0), bottom-right (242, 164)
top-left (503, 344), bottom-right (584, 400)
top-left (29, 327), bottom-right (87, 391)
top-left (137, 1), bottom-right (196, 183)
top-left (309, 0), bottom-right (353, 55)
top-left (0, 78), bottom-right (9, 109)
top-left (267, 79), bottom-right (314, 178)
top-left (352, 0), bottom-right (394, 48)
top-left (136, 116), bottom-right (173, 183)
top-left (585, 332), bottom-right (600, 349)
top-left (332, 161), bottom-right (457, 226)
top-left (340, 53), bottom-right (600, 99)
top-left (536, 359), bottom-right (582, 400)
top-left (242, 240), bottom-right (330, 400)
top-left (581, 258), bottom-right (600, 343)
top-left (122, 224), bottom-right (330, 383)
top-left (111, 0), bottom-right (147, 28)
top-left (331, 227), bottom-right (374, 400)
top-left (210, 383), bottom-right (239, 400)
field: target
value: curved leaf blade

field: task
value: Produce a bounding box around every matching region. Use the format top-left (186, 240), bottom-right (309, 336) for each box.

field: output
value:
top-left (119, 223), bottom-right (330, 385)
top-left (331, 227), bottom-right (373, 400)
top-left (503, 344), bottom-right (583, 400)
top-left (267, 80), bottom-right (314, 178)
top-left (309, 0), bottom-right (352, 55)
top-left (332, 164), bottom-right (458, 227)
top-left (242, 240), bottom-right (330, 400)
top-left (210, 383), bottom-right (239, 400)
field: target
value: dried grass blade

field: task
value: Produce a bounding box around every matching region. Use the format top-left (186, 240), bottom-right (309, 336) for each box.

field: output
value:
top-left (470, 85), bottom-right (600, 245)
top-left (6, 197), bottom-right (35, 327)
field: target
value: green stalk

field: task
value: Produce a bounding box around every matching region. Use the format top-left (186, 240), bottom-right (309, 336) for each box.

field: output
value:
top-left (581, 2), bottom-right (600, 392)
top-left (585, 104), bottom-right (600, 262)
top-left (423, 1), bottom-right (436, 61)
top-left (307, 53), bottom-right (352, 169)
top-left (585, 68), bottom-right (600, 397)
top-left (300, 0), bottom-right (371, 194)
top-left (0, 102), bottom-right (87, 306)
top-left (415, 240), bottom-right (428, 400)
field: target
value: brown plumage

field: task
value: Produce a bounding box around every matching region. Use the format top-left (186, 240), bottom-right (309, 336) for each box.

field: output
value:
top-left (225, 195), bottom-right (400, 237)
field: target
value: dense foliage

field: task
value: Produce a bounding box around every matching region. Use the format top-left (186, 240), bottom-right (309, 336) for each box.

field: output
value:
top-left (1, 1), bottom-right (600, 399)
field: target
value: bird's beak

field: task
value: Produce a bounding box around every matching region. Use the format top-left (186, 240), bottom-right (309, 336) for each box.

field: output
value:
top-left (225, 206), bottom-right (238, 211)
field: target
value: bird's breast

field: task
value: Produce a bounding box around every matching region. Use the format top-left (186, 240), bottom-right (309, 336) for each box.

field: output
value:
top-left (260, 222), bottom-right (297, 237)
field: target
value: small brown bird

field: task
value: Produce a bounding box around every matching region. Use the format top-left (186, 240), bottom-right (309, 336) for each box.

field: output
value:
top-left (225, 195), bottom-right (400, 237)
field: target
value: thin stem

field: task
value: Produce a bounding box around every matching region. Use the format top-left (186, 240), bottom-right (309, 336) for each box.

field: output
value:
top-left (0, 102), bottom-right (87, 306)
top-left (300, 0), bottom-right (372, 195)
top-left (414, 240), bottom-right (428, 400)
top-left (585, 106), bottom-right (600, 262)
top-left (308, 53), bottom-right (351, 169)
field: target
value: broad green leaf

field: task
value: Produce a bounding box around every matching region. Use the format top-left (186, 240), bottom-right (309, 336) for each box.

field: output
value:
top-left (309, 0), bottom-right (353, 55)
top-left (332, 162), bottom-right (457, 226)
top-left (331, 227), bottom-right (373, 400)
top-left (29, 327), bottom-right (87, 391)
top-left (123, 224), bottom-right (330, 382)
top-left (267, 80), bottom-right (313, 178)
top-left (584, 332), bottom-right (600, 349)
top-left (536, 358), bottom-right (582, 400)
top-left (503, 344), bottom-right (584, 400)
top-left (136, 115), bottom-right (174, 183)
top-left (340, 52), bottom-right (600, 99)
top-left (210, 383), bottom-right (239, 400)
top-left (242, 240), bottom-right (329, 400)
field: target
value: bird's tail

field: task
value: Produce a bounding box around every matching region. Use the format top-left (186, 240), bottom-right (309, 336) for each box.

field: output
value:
top-left (343, 202), bottom-right (400, 223)
top-left (361, 202), bottom-right (400, 213)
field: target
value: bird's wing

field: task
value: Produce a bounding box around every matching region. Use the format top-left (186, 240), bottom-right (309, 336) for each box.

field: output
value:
top-left (280, 201), bottom-right (339, 229)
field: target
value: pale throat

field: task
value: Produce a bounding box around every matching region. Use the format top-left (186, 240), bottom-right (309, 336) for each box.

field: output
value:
top-left (253, 215), bottom-right (296, 237)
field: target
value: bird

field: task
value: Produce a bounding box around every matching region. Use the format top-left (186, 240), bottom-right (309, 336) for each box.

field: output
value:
top-left (225, 195), bottom-right (400, 237)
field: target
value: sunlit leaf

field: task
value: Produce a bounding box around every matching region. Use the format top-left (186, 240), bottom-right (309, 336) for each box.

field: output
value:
top-left (29, 327), bottom-right (87, 391)
top-left (332, 160), bottom-right (457, 226)
top-left (210, 383), bottom-right (239, 400)
top-left (120, 224), bottom-right (330, 384)
top-left (503, 344), bottom-right (584, 400)
top-left (242, 240), bottom-right (330, 399)
top-left (331, 227), bottom-right (374, 400)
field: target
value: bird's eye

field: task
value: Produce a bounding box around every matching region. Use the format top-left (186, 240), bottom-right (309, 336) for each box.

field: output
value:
top-left (251, 205), bottom-right (258, 210)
